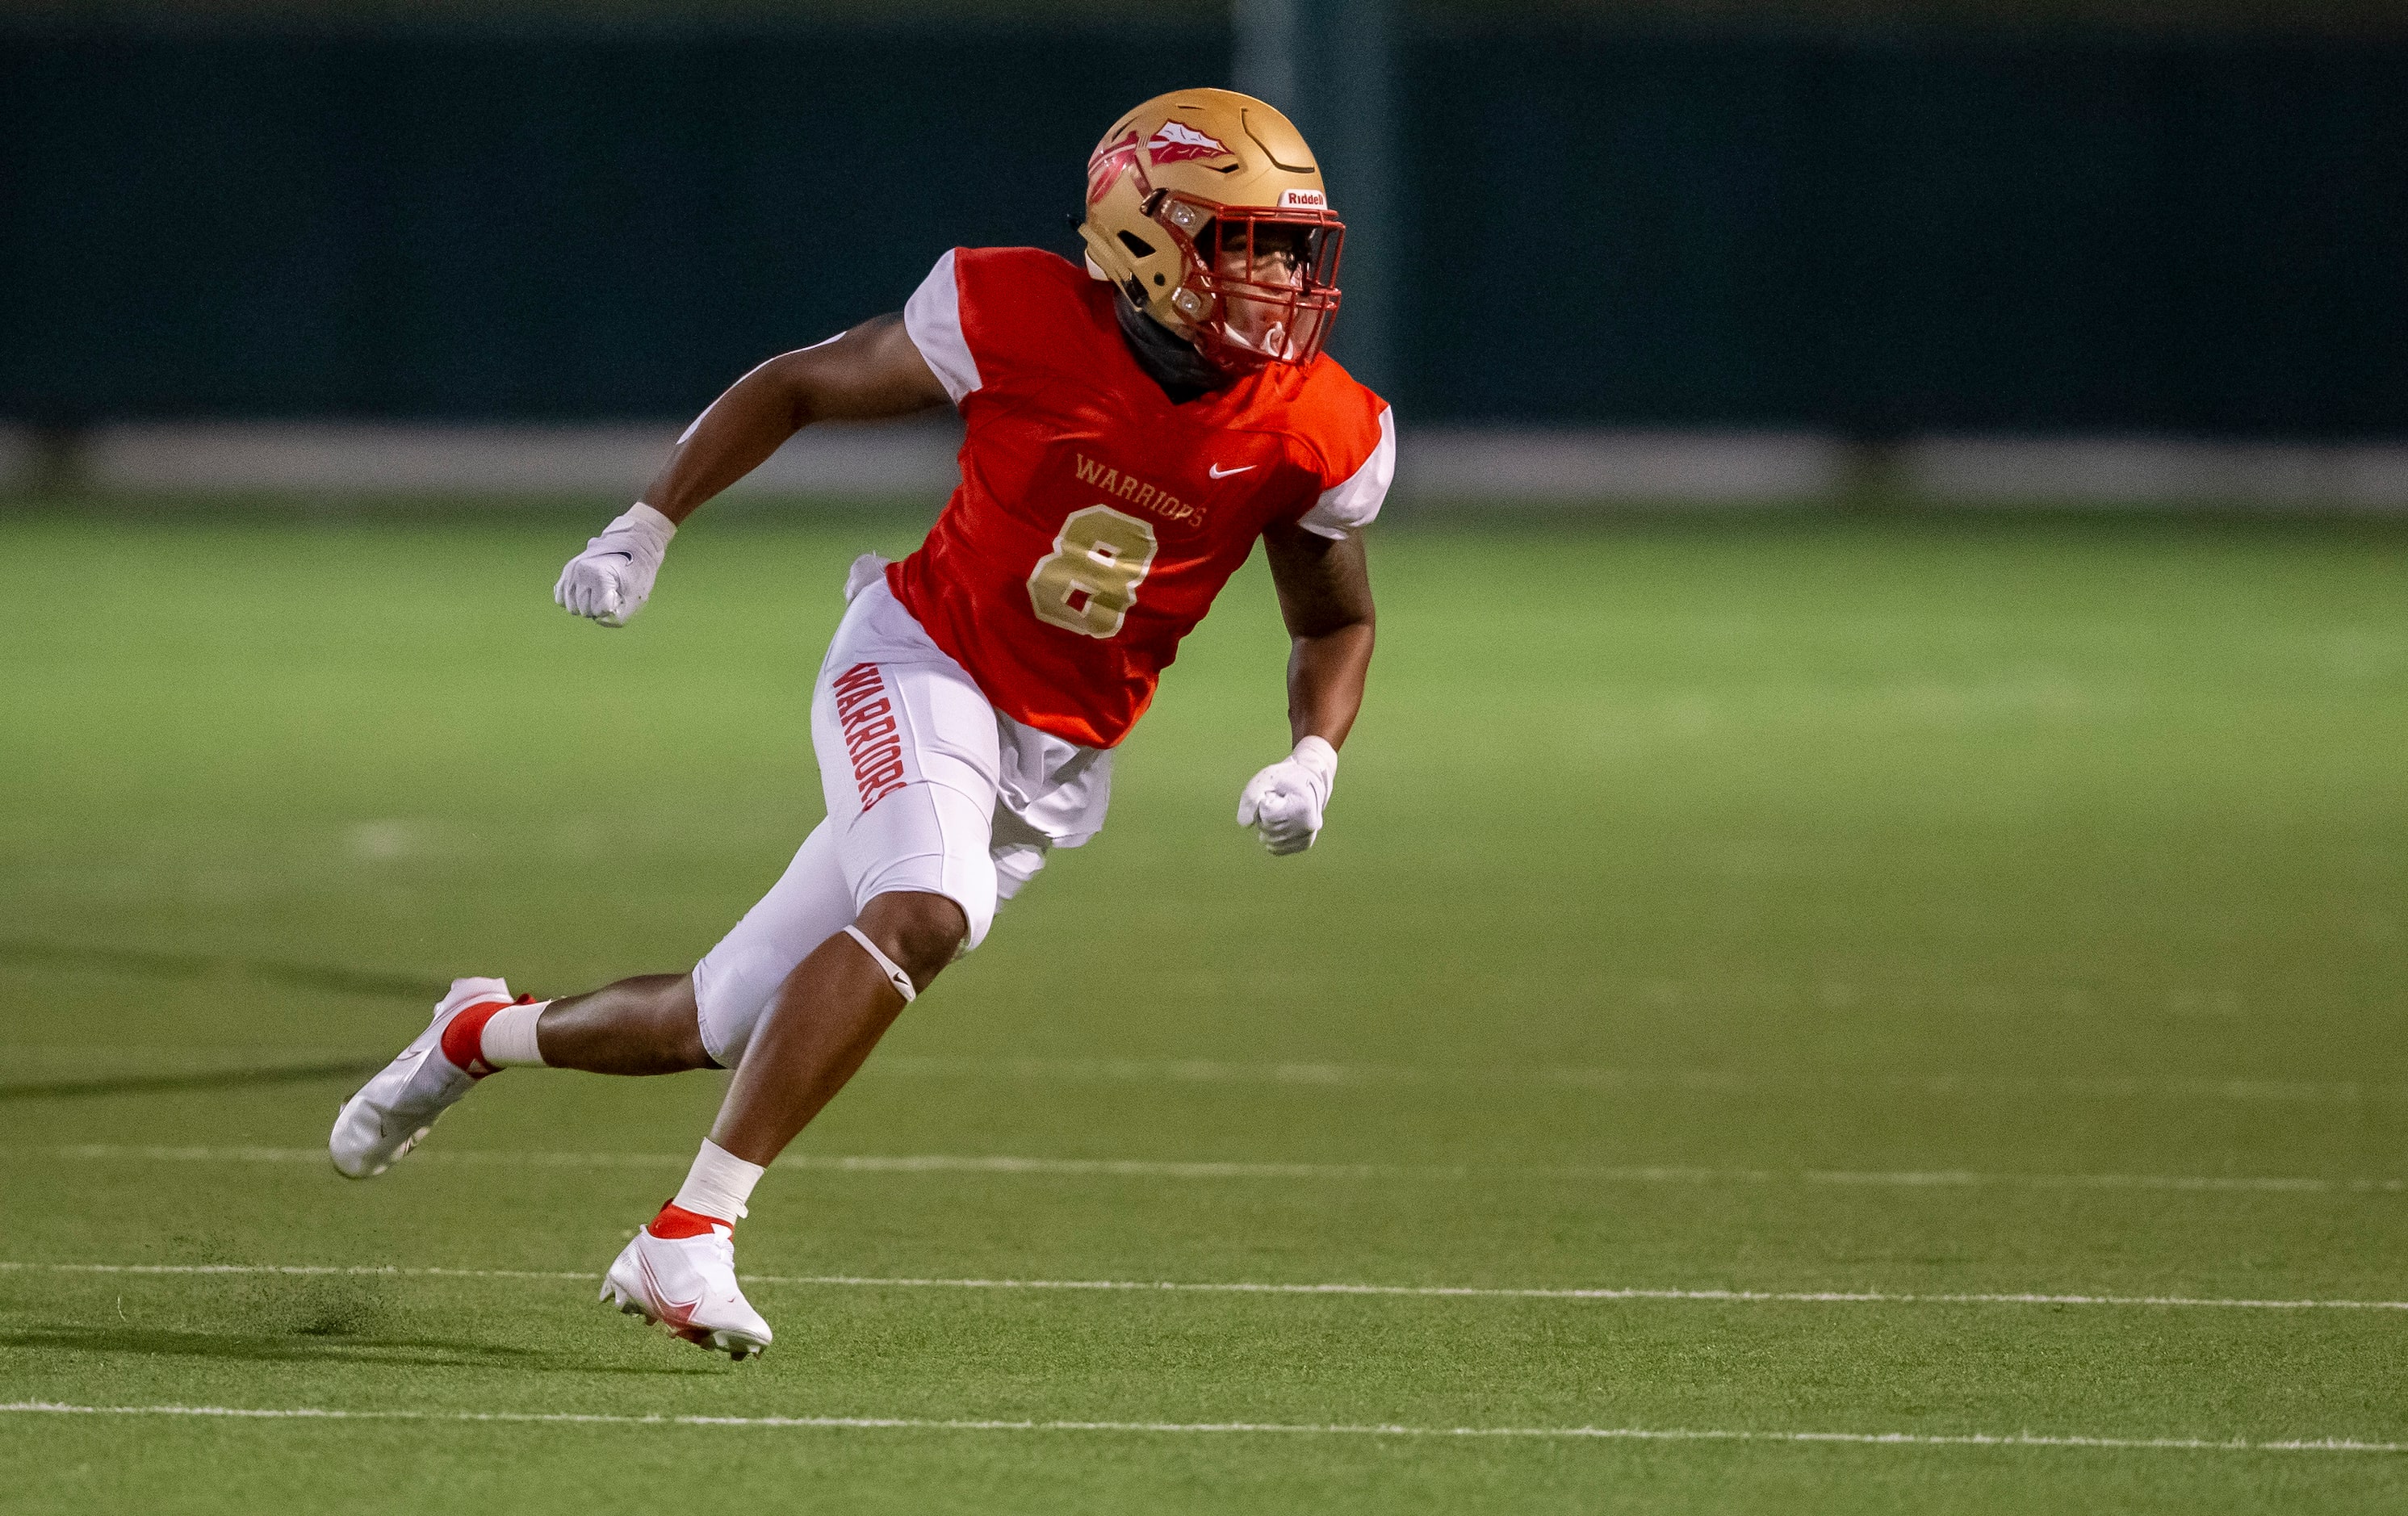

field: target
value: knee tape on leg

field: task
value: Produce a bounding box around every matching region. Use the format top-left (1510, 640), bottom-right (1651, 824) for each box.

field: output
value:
top-left (841, 926), bottom-right (917, 1004)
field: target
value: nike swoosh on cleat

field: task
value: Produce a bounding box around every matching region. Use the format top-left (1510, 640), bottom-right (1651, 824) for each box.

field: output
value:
top-left (637, 1252), bottom-right (703, 1324)
top-left (1208, 463), bottom-right (1255, 478)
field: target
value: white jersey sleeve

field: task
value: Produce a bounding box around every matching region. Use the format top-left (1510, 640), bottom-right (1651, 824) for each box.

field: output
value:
top-left (1296, 405), bottom-right (1396, 540)
top-left (902, 249), bottom-right (982, 405)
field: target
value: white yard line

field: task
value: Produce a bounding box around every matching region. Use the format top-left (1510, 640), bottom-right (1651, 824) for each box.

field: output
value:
top-left (867, 1055), bottom-right (2408, 1107)
top-left (6, 1047), bottom-right (2398, 1105)
top-left (7, 1260), bottom-right (2404, 1313)
top-left (19, 1143), bottom-right (2406, 1195)
top-left (2, 1401), bottom-right (2400, 1453)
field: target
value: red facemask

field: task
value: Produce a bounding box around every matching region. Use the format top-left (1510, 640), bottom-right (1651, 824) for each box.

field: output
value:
top-left (1154, 194), bottom-right (1345, 373)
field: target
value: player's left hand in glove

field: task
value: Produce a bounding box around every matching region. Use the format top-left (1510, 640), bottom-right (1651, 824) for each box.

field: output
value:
top-left (1238, 736), bottom-right (1338, 856)
top-left (555, 503), bottom-right (676, 626)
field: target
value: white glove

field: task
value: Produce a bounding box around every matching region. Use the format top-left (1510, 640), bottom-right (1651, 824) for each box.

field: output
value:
top-left (554, 503), bottom-right (676, 626)
top-left (1237, 736), bottom-right (1338, 856)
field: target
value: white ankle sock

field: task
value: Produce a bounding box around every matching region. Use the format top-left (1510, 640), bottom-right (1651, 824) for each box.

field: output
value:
top-left (672, 1139), bottom-right (765, 1223)
top-left (480, 1001), bottom-right (550, 1067)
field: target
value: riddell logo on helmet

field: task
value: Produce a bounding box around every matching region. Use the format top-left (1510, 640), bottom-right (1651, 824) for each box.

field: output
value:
top-left (1279, 188), bottom-right (1327, 210)
top-left (1146, 121), bottom-right (1233, 164)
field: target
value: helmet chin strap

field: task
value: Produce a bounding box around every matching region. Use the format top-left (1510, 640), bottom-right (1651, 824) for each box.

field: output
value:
top-left (1112, 287), bottom-right (1224, 402)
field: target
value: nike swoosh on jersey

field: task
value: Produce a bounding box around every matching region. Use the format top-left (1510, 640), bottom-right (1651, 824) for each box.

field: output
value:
top-left (1208, 463), bottom-right (1255, 478)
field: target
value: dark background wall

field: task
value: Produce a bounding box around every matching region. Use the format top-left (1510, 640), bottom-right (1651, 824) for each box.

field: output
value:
top-left (5, 15), bottom-right (2405, 434)
top-left (1414, 28), bottom-right (2408, 435)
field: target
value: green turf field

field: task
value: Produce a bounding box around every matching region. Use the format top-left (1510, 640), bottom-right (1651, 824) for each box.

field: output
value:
top-left (3, 505), bottom-right (2406, 1513)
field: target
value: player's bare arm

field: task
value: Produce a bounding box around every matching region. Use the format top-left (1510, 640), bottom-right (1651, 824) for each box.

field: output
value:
top-left (553, 316), bottom-right (948, 625)
top-left (643, 316), bottom-right (950, 524)
top-left (335, 86), bottom-right (1391, 1359)
top-left (1234, 522), bottom-right (1376, 855)
top-left (1264, 520), bottom-right (1375, 749)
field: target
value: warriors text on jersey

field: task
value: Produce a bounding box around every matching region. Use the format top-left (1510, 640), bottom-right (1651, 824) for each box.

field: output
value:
top-left (890, 246), bottom-right (1394, 749)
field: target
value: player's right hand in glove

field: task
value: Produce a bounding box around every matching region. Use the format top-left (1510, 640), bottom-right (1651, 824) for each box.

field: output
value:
top-left (555, 503), bottom-right (677, 627)
top-left (1238, 736), bottom-right (1338, 856)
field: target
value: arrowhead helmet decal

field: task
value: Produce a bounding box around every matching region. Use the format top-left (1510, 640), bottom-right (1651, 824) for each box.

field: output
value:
top-left (1145, 121), bottom-right (1234, 165)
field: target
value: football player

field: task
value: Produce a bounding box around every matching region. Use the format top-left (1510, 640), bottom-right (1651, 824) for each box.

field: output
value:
top-left (330, 87), bottom-right (1392, 1359)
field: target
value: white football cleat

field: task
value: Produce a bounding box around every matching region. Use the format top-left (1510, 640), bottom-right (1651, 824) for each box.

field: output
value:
top-left (601, 1221), bottom-right (773, 1361)
top-left (328, 976), bottom-right (512, 1179)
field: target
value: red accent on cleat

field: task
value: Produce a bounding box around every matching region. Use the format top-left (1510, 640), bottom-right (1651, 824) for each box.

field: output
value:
top-left (437, 1000), bottom-right (512, 1077)
top-left (647, 1201), bottom-right (733, 1239)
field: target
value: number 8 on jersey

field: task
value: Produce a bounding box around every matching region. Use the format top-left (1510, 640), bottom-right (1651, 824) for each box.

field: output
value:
top-left (1027, 505), bottom-right (1159, 639)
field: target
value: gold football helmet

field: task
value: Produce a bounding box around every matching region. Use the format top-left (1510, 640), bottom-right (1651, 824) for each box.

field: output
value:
top-left (1078, 87), bottom-right (1344, 371)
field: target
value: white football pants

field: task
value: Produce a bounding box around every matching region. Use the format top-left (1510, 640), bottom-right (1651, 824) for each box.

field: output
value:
top-left (690, 557), bottom-right (1110, 1068)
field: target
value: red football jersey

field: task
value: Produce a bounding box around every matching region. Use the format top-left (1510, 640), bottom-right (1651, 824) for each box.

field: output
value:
top-left (890, 247), bottom-right (1393, 749)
